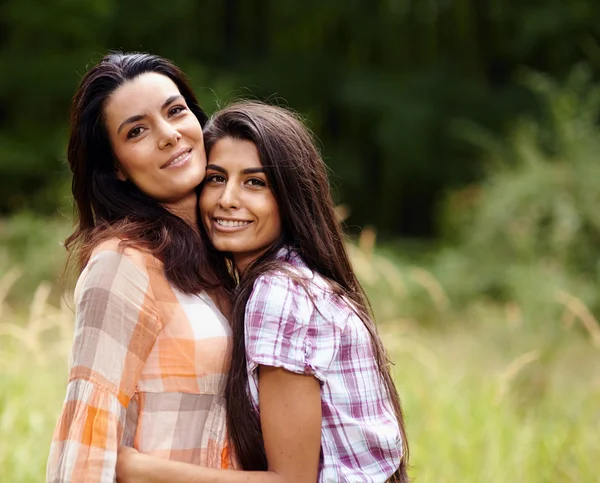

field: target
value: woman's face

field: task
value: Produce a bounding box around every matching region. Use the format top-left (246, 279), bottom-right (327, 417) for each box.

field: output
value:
top-left (104, 72), bottom-right (206, 205)
top-left (200, 137), bottom-right (282, 273)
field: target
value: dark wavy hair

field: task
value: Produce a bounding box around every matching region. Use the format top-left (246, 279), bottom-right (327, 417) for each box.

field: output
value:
top-left (65, 51), bottom-right (223, 293)
top-left (203, 101), bottom-right (409, 482)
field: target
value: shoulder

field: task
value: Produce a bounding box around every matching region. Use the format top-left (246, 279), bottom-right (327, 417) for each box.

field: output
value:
top-left (72, 240), bottom-right (164, 349)
top-left (246, 261), bottom-right (335, 327)
top-left (244, 269), bottom-right (309, 328)
top-left (76, 238), bottom-right (163, 301)
top-left (89, 238), bottom-right (162, 272)
top-left (250, 265), bottom-right (313, 303)
top-left (244, 259), bottom-right (344, 381)
top-left (251, 256), bottom-right (336, 304)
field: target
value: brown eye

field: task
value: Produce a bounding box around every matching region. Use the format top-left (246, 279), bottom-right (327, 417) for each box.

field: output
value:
top-left (168, 105), bottom-right (186, 116)
top-left (246, 178), bottom-right (266, 187)
top-left (127, 126), bottom-right (144, 139)
top-left (206, 174), bottom-right (226, 183)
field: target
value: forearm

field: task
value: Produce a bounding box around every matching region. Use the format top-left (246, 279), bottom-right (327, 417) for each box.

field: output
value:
top-left (124, 453), bottom-right (283, 483)
top-left (118, 364), bottom-right (322, 483)
top-left (48, 379), bottom-right (125, 483)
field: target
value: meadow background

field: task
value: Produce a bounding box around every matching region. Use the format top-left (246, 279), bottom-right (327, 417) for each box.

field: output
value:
top-left (1, 1), bottom-right (600, 481)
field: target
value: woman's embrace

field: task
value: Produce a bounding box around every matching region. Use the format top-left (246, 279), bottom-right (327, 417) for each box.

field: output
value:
top-left (117, 102), bottom-right (410, 482)
top-left (47, 50), bottom-right (408, 483)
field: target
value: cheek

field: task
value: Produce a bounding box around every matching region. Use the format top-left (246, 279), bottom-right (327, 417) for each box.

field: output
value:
top-left (113, 143), bottom-right (152, 177)
top-left (195, 162), bottom-right (207, 184)
top-left (112, 146), bottom-right (132, 177)
top-left (266, 202), bottom-right (282, 238)
top-left (199, 190), bottom-right (215, 217)
top-left (273, 213), bottom-right (283, 238)
top-left (184, 117), bottom-right (204, 142)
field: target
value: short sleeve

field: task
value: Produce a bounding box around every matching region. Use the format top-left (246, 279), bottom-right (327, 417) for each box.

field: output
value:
top-left (47, 247), bottom-right (162, 483)
top-left (244, 274), bottom-right (339, 383)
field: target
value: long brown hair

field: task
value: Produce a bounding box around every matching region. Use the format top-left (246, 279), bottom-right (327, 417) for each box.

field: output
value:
top-left (203, 101), bottom-right (409, 481)
top-left (65, 52), bottom-right (225, 293)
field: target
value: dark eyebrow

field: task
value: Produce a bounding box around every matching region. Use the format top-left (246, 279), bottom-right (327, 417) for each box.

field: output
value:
top-left (116, 95), bottom-right (184, 134)
top-left (241, 167), bottom-right (266, 175)
top-left (206, 165), bottom-right (266, 176)
top-left (117, 114), bottom-right (144, 134)
top-left (206, 164), bottom-right (226, 174)
top-left (162, 94), bottom-right (183, 110)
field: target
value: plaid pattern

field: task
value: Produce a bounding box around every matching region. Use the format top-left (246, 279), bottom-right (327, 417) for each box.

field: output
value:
top-left (245, 248), bottom-right (403, 482)
top-left (47, 239), bottom-right (233, 482)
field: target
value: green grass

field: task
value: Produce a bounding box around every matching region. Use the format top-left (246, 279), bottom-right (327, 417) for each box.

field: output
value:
top-left (0, 348), bottom-right (68, 482)
top-left (0, 238), bottom-right (598, 482)
top-left (1, 320), bottom-right (597, 482)
top-left (387, 323), bottom-right (599, 482)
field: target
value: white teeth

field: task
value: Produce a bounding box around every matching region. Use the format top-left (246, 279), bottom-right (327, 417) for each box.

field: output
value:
top-left (215, 219), bottom-right (250, 228)
top-left (169, 151), bottom-right (189, 166)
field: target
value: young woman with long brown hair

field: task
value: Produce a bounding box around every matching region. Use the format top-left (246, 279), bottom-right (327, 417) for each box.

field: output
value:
top-left (46, 53), bottom-right (235, 482)
top-left (116, 101), bottom-right (409, 482)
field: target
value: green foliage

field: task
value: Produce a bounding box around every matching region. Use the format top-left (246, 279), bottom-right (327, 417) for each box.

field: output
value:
top-left (0, 5), bottom-right (599, 476)
top-left (396, 322), bottom-right (600, 482)
top-left (1, 250), bottom-right (598, 482)
top-left (438, 64), bottom-right (600, 325)
top-left (1, 0), bottom-right (599, 235)
top-left (0, 213), bottom-right (71, 306)
top-left (0, 351), bottom-right (67, 482)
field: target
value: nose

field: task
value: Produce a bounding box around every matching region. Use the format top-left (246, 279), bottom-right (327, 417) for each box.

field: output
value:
top-left (157, 121), bottom-right (181, 149)
top-left (218, 181), bottom-right (240, 210)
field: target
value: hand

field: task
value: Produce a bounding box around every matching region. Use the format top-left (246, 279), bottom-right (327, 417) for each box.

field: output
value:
top-left (116, 446), bottom-right (145, 483)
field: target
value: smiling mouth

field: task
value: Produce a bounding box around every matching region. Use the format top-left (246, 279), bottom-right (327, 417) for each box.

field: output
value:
top-left (214, 218), bottom-right (252, 228)
top-left (162, 149), bottom-right (192, 169)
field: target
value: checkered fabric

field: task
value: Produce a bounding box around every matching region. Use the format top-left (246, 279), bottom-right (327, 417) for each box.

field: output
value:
top-left (47, 239), bottom-right (233, 482)
top-left (245, 248), bottom-right (403, 482)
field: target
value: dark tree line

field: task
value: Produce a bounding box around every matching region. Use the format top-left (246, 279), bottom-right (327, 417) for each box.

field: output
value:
top-left (1, 0), bottom-right (598, 236)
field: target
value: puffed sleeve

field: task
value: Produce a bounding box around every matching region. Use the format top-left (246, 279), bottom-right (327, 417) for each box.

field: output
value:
top-left (47, 246), bottom-right (161, 483)
top-left (244, 273), bottom-right (340, 384)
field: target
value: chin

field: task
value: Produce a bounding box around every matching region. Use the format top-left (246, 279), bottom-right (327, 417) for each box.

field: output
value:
top-left (208, 239), bottom-right (233, 253)
top-left (219, 244), bottom-right (242, 255)
top-left (213, 239), bottom-right (247, 256)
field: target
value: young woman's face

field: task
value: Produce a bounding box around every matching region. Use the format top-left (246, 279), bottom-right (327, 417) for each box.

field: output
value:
top-left (104, 72), bottom-right (206, 205)
top-left (200, 137), bottom-right (282, 272)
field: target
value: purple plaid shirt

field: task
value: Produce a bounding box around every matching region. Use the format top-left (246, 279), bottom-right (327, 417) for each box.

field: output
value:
top-left (245, 248), bottom-right (402, 482)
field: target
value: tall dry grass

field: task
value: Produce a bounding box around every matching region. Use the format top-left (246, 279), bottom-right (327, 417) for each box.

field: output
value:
top-left (352, 229), bottom-right (600, 483)
top-left (0, 268), bottom-right (73, 482)
top-left (0, 237), bottom-right (599, 482)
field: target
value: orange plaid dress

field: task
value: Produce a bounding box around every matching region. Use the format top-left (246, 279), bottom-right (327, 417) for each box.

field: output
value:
top-left (47, 239), bottom-right (233, 482)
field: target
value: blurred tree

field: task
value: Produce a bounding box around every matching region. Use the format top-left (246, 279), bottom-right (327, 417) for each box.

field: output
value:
top-left (0, 0), bottom-right (114, 213)
top-left (0, 0), bottom-right (598, 236)
top-left (437, 63), bottom-right (600, 322)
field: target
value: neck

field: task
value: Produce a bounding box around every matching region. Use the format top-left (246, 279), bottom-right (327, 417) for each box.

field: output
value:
top-left (232, 256), bottom-right (251, 277)
top-left (162, 191), bottom-right (200, 235)
top-left (233, 252), bottom-right (262, 277)
top-left (233, 245), bottom-right (278, 276)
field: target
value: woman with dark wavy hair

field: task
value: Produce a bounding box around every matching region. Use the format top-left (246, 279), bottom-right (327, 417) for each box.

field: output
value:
top-left (46, 52), bottom-right (235, 483)
top-left (116, 101), bottom-right (409, 482)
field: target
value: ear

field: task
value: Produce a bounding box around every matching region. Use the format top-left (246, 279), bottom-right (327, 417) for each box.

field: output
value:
top-left (116, 168), bottom-right (127, 182)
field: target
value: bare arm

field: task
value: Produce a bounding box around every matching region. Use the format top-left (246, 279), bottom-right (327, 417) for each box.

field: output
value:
top-left (117, 366), bottom-right (321, 483)
top-left (258, 366), bottom-right (322, 479)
